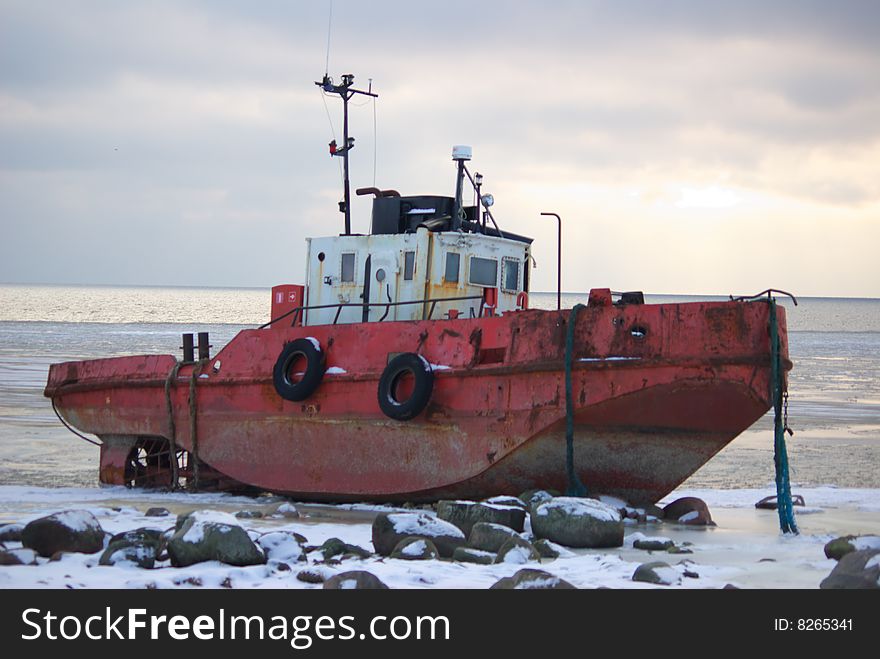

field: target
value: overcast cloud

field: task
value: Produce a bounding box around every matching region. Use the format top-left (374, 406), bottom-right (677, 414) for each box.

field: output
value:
top-left (1, 0), bottom-right (878, 296)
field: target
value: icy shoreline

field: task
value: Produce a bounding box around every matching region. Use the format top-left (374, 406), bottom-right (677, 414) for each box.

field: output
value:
top-left (1, 485), bottom-right (879, 589)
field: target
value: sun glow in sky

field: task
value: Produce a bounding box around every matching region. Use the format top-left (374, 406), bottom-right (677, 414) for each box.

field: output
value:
top-left (1, 1), bottom-right (879, 297)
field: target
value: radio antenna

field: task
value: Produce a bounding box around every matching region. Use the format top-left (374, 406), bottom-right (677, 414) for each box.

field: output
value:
top-left (324, 0), bottom-right (333, 77)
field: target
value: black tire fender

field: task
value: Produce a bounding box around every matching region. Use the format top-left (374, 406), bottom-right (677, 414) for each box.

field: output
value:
top-left (377, 353), bottom-right (434, 421)
top-left (273, 338), bottom-right (325, 402)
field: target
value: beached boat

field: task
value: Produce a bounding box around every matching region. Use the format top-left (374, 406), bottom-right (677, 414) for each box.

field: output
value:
top-left (44, 74), bottom-right (791, 505)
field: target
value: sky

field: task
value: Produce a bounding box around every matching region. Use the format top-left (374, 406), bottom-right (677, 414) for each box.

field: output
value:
top-left (1, 0), bottom-right (879, 296)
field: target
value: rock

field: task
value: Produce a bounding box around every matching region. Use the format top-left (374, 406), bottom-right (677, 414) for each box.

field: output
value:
top-left (452, 547), bottom-right (496, 565)
top-left (235, 510), bottom-right (264, 519)
top-left (99, 528), bottom-right (164, 568)
top-left (272, 502), bottom-right (300, 519)
top-left (824, 535), bottom-right (880, 561)
top-left (662, 497), bottom-right (715, 526)
top-left (490, 568), bottom-right (576, 590)
top-left (633, 538), bottom-right (675, 551)
top-left (820, 549), bottom-right (880, 589)
top-left (297, 569), bottom-right (325, 584)
top-left (21, 510), bottom-right (105, 557)
top-left (533, 538), bottom-right (572, 559)
top-left (530, 497), bottom-right (623, 548)
top-left (391, 537), bottom-right (439, 560)
top-left (468, 522), bottom-right (520, 553)
top-left (372, 512), bottom-right (465, 558)
top-left (175, 509), bottom-right (238, 531)
top-left (167, 514), bottom-right (266, 567)
top-left (667, 546), bottom-right (693, 555)
top-left (436, 500), bottom-right (526, 536)
top-left (319, 537), bottom-right (371, 560)
top-left (495, 536), bottom-right (541, 564)
top-left (0, 548), bottom-right (38, 566)
top-left (323, 570), bottom-right (389, 590)
top-left (754, 494), bottom-right (806, 510)
top-left (519, 489), bottom-right (557, 508)
top-left (483, 495), bottom-right (528, 511)
top-left (632, 561), bottom-right (681, 586)
top-left (144, 507), bottom-right (171, 518)
top-left (257, 531), bottom-right (307, 563)
top-left (0, 523), bottom-right (24, 542)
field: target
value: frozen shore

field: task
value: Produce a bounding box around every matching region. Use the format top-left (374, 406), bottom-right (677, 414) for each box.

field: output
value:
top-left (1, 484), bottom-right (878, 589)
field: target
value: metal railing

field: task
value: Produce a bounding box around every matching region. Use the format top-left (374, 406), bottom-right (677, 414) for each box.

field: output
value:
top-left (260, 294), bottom-right (485, 329)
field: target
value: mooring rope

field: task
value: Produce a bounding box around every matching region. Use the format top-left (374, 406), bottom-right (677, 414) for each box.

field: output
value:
top-left (769, 300), bottom-right (798, 534)
top-left (564, 304), bottom-right (589, 497)
top-left (188, 359), bottom-right (208, 491)
top-left (163, 361), bottom-right (183, 489)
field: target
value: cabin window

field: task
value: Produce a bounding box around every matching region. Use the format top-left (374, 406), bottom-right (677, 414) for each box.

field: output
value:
top-left (445, 252), bottom-right (460, 283)
top-left (502, 258), bottom-right (520, 293)
top-left (341, 252), bottom-right (356, 283)
top-left (403, 251), bottom-right (415, 281)
top-left (469, 256), bottom-right (498, 287)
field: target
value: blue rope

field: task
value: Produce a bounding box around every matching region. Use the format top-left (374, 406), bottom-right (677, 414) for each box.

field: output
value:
top-left (769, 300), bottom-right (798, 534)
top-left (564, 304), bottom-right (588, 497)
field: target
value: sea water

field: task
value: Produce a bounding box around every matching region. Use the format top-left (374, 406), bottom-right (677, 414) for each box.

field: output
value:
top-left (0, 284), bottom-right (878, 489)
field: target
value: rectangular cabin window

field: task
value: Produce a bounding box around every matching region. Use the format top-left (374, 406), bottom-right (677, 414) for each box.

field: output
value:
top-left (502, 258), bottom-right (520, 293)
top-left (469, 256), bottom-right (498, 287)
top-left (341, 252), bottom-right (356, 283)
top-left (445, 252), bottom-right (460, 283)
top-left (403, 250), bottom-right (416, 281)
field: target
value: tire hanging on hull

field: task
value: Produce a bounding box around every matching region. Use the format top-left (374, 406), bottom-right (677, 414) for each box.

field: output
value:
top-left (378, 353), bottom-right (434, 420)
top-left (273, 338), bottom-right (325, 401)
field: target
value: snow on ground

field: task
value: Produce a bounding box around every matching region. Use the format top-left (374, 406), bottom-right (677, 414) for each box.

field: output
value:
top-left (1, 485), bottom-right (879, 589)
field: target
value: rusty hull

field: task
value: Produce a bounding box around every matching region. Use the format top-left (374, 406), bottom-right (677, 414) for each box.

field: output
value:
top-left (45, 299), bottom-right (788, 504)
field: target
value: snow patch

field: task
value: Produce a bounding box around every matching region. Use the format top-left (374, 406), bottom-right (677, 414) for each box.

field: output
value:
top-left (52, 510), bottom-right (99, 533)
top-left (852, 536), bottom-right (880, 552)
top-left (387, 513), bottom-right (464, 540)
top-left (678, 511), bottom-right (700, 523)
top-left (400, 540), bottom-right (429, 557)
top-left (325, 366), bottom-right (347, 375)
top-left (499, 546), bottom-right (532, 564)
top-left (428, 363), bottom-right (451, 371)
top-left (305, 337), bottom-right (321, 352)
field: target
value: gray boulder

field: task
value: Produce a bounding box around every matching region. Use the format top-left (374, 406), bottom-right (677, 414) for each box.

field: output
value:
top-left (824, 535), bottom-right (880, 561)
top-left (519, 490), bottom-right (557, 508)
top-left (531, 497), bottom-right (623, 548)
top-left (633, 538), bottom-right (675, 551)
top-left (820, 549), bottom-right (880, 589)
top-left (167, 514), bottom-right (266, 567)
top-left (452, 547), bottom-right (496, 565)
top-left (437, 500), bottom-right (526, 536)
top-left (632, 561), bottom-right (681, 586)
top-left (323, 570), bottom-right (389, 590)
top-left (99, 528), bottom-right (164, 568)
top-left (372, 512), bottom-right (465, 558)
top-left (468, 522), bottom-right (520, 553)
top-left (662, 497), bottom-right (715, 526)
top-left (0, 523), bottom-right (24, 542)
top-left (495, 536), bottom-right (540, 564)
top-left (391, 537), bottom-right (439, 560)
top-left (272, 502), bottom-right (300, 519)
top-left (490, 568), bottom-right (576, 589)
top-left (533, 538), bottom-right (571, 559)
top-left (21, 510), bottom-right (105, 557)
top-left (318, 537), bottom-right (372, 560)
top-left (144, 507), bottom-right (171, 518)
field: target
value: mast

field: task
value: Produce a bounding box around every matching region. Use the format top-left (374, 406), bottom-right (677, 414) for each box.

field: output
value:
top-left (316, 73), bottom-right (378, 235)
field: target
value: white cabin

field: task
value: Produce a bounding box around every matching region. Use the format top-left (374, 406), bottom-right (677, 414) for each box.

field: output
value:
top-left (302, 191), bottom-right (532, 326)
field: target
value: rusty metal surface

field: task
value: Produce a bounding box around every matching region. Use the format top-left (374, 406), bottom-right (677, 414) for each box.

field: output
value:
top-left (48, 299), bottom-right (788, 503)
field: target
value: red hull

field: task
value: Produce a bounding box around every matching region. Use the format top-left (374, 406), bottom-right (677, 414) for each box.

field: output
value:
top-left (45, 299), bottom-right (788, 505)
